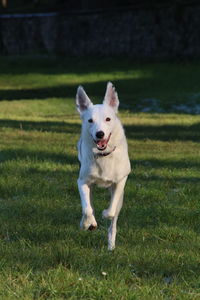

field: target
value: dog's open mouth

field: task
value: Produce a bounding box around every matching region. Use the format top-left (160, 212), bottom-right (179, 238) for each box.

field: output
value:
top-left (94, 133), bottom-right (111, 151)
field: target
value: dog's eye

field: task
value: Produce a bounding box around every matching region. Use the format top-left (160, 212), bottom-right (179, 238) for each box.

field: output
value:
top-left (88, 119), bottom-right (93, 123)
top-left (106, 117), bottom-right (111, 122)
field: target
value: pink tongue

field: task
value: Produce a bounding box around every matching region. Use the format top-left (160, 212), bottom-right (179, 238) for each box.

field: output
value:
top-left (97, 139), bottom-right (106, 148)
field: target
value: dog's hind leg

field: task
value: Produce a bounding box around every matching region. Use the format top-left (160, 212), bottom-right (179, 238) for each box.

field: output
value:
top-left (78, 179), bottom-right (97, 230)
top-left (102, 176), bottom-right (128, 250)
top-left (107, 192), bottom-right (124, 250)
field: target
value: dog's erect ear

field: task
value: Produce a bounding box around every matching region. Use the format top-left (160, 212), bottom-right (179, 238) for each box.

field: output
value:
top-left (103, 82), bottom-right (119, 113)
top-left (76, 86), bottom-right (93, 114)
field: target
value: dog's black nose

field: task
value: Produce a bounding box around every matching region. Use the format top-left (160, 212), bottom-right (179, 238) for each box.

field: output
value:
top-left (96, 131), bottom-right (104, 139)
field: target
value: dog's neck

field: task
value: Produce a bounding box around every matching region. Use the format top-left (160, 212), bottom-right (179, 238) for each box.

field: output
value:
top-left (95, 146), bottom-right (116, 158)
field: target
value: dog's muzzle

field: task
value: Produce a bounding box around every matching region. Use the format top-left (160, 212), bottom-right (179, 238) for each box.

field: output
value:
top-left (94, 133), bottom-right (111, 151)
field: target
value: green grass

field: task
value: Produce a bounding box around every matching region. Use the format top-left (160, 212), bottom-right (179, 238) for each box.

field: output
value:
top-left (0, 56), bottom-right (200, 299)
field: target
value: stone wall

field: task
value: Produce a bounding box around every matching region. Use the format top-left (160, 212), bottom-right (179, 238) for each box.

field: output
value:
top-left (0, 4), bottom-right (200, 58)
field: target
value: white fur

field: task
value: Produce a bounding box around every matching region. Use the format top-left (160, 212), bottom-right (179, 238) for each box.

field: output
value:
top-left (76, 82), bottom-right (131, 250)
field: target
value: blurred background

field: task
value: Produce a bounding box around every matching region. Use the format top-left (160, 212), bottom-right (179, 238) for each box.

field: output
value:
top-left (0, 0), bottom-right (199, 59)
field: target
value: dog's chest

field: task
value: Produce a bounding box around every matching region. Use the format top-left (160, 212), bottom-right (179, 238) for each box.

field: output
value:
top-left (89, 156), bottom-right (117, 187)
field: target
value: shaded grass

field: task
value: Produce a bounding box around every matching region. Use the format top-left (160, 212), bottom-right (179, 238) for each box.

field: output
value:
top-left (1, 56), bottom-right (200, 110)
top-left (0, 56), bottom-right (200, 299)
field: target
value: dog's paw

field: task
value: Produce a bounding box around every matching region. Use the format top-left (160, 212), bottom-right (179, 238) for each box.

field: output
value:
top-left (80, 214), bottom-right (97, 231)
top-left (108, 243), bottom-right (115, 251)
top-left (88, 224), bottom-right (97, 231)
top-left (102, 209), bottom-right (115, 220)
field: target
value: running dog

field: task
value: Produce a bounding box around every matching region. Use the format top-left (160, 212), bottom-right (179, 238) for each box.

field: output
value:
top-left (76, 82), bottom-right (131, 250)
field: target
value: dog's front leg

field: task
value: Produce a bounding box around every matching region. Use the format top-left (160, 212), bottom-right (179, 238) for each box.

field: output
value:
top-left (103, 176), bottom-right (127, 220)
top-left (77, 179), bottom-right (97, 231)
top-left (102, 176), bottom-right (128, 250)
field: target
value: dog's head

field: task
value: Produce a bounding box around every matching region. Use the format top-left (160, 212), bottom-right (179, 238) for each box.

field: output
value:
top-left (76, 82), bottom-right (119, 151)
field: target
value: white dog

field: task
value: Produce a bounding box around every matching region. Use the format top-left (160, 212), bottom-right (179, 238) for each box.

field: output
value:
top-left (76, 82), bottom-right (131, 250)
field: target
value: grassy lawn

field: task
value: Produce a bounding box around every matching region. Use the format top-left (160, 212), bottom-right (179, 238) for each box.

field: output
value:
top-left (0, 56), bottom-right (200, 299)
